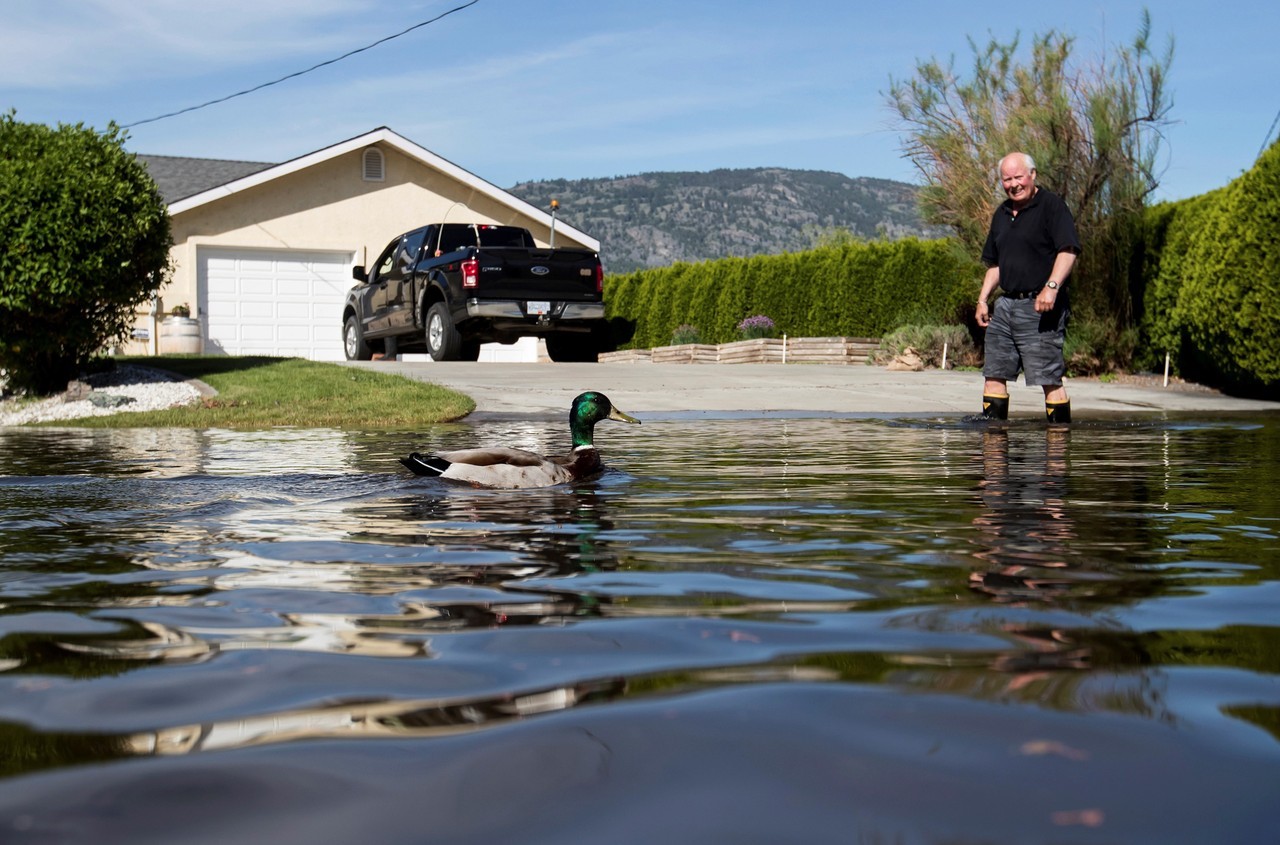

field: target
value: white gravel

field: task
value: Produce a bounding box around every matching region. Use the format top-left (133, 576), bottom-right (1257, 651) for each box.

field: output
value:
top-left (0, 365), bottom-right (203, 426)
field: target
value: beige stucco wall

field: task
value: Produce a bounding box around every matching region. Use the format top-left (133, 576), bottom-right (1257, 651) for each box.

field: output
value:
top-left (121, 142), bottom-right (591, 356)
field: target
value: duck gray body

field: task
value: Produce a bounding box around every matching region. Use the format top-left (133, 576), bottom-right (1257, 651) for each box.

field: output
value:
top-left (400, 392), bottom-right (639, 489)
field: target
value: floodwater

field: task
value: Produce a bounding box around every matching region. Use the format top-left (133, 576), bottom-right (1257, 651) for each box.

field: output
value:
top-left (0, 414), bottom-right (1277, 844)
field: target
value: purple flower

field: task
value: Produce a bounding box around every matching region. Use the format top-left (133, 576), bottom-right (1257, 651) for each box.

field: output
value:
top-left (736, 315), bottom-right (775, 331)
top-left (736, 314), bottom-right (776, 339)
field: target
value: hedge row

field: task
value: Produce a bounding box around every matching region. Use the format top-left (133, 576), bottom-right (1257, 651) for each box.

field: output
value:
top-left (1139, 141), bottom-right (1280, 395)
top-left (604, 238), bottom-right (982, 350)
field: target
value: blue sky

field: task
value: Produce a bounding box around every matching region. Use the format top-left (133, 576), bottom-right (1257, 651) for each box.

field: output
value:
top-left (3, 1), bottom-right (1275, 201)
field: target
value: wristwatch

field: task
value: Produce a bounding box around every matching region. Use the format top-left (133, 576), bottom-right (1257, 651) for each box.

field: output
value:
top-left (1046, 281), bottom-right (1060, 290)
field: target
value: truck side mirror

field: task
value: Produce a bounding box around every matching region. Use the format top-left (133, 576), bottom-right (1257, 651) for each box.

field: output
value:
top-left (352, 265), bottom-right (368, 282)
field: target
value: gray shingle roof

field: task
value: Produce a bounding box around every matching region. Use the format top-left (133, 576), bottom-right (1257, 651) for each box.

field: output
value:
top-left (137, 154), bottom-right (276, 204)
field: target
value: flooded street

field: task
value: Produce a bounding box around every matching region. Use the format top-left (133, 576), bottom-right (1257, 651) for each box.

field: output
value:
top-left (1, 415), bottom-right (1278, 843)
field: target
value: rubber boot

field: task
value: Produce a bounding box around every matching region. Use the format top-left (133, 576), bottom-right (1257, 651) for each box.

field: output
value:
top-left (1045, 400), bottom-right (1072, 424)
top-left (982, 394), bottom-right (1010, 420)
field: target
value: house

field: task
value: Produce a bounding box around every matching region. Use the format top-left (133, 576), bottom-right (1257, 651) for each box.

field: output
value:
top-left (128, 127), bottom-right (597, 361)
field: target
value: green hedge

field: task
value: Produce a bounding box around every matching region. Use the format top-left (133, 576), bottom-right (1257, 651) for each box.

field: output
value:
top-left (1139, 142), bottom-right (1280, 396)
top-left (604, 238), bottom-right (981, 349)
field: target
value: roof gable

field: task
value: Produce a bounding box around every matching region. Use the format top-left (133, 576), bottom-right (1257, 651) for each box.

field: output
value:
top-left (147, 127), bottom-right (598, 251)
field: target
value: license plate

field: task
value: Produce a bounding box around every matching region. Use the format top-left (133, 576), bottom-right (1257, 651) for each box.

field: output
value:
top-left (526, 301), bottom-right (551, 315)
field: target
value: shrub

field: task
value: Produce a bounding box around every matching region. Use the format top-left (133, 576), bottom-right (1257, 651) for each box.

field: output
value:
top-left (871, 324), bottom-right (977, 368)
top-left (1064, 316), bottom-right (1138, 376)
top-left (0, 114), bottom-right (172, 394)
top-left (670, 323), bottom-right (702, 345)
top-left (1173, 140), bottom-right (1280, 395)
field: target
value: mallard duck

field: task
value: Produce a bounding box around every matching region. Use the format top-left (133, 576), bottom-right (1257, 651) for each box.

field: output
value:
top-left (400, 391), bottom-right (640, 488)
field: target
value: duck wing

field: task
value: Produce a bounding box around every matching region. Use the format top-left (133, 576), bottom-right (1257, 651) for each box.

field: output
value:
top-left (401, 446), bottom-right (577, 488)
top-left (434, 447), bottom-right (549, 467)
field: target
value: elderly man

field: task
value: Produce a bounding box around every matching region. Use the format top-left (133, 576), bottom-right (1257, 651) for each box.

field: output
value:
top-left (974, 152), bottom-right (1081, 423)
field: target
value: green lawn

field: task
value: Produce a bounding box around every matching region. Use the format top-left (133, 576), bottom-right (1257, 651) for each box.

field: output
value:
top-left (58, 356), bottom-right (475, 429)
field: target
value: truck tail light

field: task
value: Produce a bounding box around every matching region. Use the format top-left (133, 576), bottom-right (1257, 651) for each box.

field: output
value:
top-left (461, 259), bottom-right (478, 288)
top-left (595, 264), bottom-right (604, 293)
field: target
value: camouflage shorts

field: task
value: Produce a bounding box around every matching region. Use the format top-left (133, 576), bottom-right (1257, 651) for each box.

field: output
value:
top-left (983, 296), bottom-right (1068, 386)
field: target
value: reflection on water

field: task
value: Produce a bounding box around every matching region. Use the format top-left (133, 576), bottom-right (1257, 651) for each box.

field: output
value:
top-left (0, 416), bottom-right (1278, 843)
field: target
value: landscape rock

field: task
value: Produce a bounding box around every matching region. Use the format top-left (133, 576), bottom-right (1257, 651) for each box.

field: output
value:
top-left (63, 380), bottom-right (93, 403)
top-left (887, 347), bottom-right (925, 371)
top-left (88, 392), bottom-right (136, 408)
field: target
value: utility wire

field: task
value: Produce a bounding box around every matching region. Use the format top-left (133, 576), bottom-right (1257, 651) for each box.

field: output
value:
top-left (123, 0), bottom-right (480, 128)
top-left (1258, 107), bottom-right (1280, 161)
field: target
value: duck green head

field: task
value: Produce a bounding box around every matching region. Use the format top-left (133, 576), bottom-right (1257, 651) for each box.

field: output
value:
top-left (570, 391), bottom-right (640, 447)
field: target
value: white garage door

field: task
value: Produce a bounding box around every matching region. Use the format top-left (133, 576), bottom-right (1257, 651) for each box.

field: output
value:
top-left (198, 247), bottom-right (353, 361)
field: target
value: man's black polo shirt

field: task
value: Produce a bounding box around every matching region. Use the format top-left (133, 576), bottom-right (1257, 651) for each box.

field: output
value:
top-left (981, 188), bottom-right (1081, 293)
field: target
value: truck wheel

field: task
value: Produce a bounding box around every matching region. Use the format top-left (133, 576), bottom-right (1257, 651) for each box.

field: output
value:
top-left (425, 303), bottom-right (462, 361)
top-left (344, 315), bottom-right (372, 361)
top-left (545, 334), bottom-right (599, 363)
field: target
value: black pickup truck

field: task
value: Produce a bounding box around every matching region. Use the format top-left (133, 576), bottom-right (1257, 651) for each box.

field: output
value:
top-left (342, 223), bottom-right (608, 362)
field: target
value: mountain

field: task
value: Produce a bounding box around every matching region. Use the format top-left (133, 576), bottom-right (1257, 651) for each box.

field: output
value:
top-left (507, 167), bottom-right (944, 274)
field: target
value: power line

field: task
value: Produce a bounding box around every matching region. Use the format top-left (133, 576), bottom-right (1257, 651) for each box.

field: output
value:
top-left (1258, 107), bottom-right (1280, 161)
top-left (123, 0), bottom-right (480, 129)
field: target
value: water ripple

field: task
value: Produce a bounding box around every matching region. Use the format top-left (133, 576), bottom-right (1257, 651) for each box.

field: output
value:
top-left (1, 417), bottom-right (1277, 843)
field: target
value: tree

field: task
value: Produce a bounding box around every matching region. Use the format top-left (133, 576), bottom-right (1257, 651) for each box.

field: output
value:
top-left (887, 11), bottom-right (1173, 334)
top-left (0, 113), bottom-right (172, 394)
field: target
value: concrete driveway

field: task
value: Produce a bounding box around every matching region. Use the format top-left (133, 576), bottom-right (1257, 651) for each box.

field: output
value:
top-left (344, 360), bottom-right (1280, 418)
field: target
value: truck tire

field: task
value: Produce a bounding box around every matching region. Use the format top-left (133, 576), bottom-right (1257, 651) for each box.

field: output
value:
top-left (545, 333), bottom-right (599, 363)
top-left (425, 303), bottom-right (463, 361)
top-left (344, 315), bottom-right (372, 361)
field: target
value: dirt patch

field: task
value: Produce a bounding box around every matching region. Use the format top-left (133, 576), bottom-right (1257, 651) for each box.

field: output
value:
top-left (1074, 373), bottom-right (1223, 395)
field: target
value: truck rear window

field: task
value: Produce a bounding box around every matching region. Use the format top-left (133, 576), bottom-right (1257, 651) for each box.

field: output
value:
top-left (476, 226), bottom-right (535, 248)
top-left (433, 224), bottom-right (535, 253)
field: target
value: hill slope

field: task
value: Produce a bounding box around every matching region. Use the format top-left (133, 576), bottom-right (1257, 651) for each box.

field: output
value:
top-left (507, 167), bottom-right (943, 274)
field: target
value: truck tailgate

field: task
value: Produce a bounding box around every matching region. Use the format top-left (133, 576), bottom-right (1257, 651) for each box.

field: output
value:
top-left (475, 248), bottom-right (601, 301)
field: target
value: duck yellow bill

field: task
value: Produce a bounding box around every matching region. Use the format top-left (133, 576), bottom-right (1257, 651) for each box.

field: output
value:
top-left (609, 407), bottom-right (641, 424)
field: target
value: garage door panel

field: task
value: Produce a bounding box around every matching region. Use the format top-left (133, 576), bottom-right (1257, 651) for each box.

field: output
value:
top-left (208, 277), bottom-right (239, 296)
top-left (278, 279), bottom-right (311, 297)
top-left (241, 301), bottom-right (276, 319)
top-left (199, 248), bottom-right (352, 361)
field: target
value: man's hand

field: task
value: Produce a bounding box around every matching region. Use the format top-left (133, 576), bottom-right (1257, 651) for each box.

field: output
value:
top-left (1034, 288), bottom-right (1058, 313)
top-left (976, 300), bottom-right (991, 327)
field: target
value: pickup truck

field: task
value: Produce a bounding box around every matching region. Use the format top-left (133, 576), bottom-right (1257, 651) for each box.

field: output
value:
top-left (342, 223), bottom-right (608, 362)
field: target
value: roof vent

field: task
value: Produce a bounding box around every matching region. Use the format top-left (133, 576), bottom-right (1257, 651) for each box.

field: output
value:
top-left (362, 148), bottom-right (385, 182)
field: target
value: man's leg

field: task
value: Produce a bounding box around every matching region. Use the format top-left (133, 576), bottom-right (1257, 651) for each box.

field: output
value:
top-left (1022, 304), bottom-right (1070, 423)
top-left (1043, 384), bottom-right (1070, 422)
top-left (983, 378), bottom-right (1010, 420)
top-left (980, 300), bottom-right (1019, 420)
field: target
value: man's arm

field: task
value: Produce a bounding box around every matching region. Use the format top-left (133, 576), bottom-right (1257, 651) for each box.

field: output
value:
top-left (975, 266), bottom-right (1000, 327)
top-left (1035, 250), bottom-right (1077, 313)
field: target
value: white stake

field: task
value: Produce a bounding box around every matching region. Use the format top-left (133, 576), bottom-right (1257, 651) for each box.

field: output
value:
top-left (1163, 351), bottom-right (1171, 387)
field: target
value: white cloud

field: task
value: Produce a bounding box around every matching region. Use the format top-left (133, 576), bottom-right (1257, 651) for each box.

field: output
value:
top-left (0, 0), bottom-right (426, 88)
